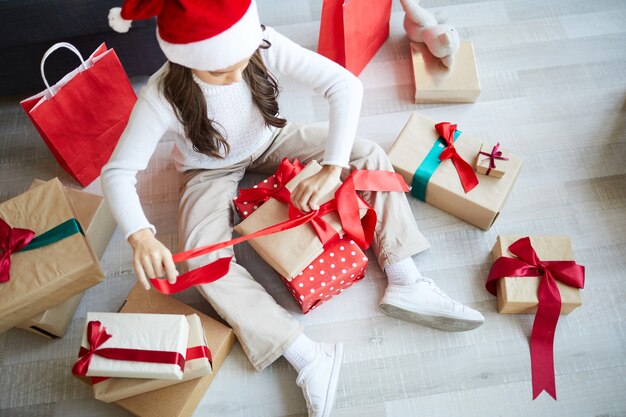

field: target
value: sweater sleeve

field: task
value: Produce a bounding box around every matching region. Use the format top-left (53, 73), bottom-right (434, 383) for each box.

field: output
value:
top-left (261, 27), bottom-right (363, 168)
top-left (100, 90), bottom-right (174, 241)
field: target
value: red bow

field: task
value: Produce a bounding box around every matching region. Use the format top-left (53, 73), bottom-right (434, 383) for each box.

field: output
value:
top-left (478, 142), bottom-right (509, 175)
top-left (72, 320), bottom-right (186, 376)
top-left (151, 169), bottom-right (408, 293)
top-left (0, 218), bottom-right (35, 283)
top-left (435, 122), bottom-right (479, 193)
top-left (486, 237), bottom-right (585, 400)
top-left (236, 158), bottom-right (305, 208)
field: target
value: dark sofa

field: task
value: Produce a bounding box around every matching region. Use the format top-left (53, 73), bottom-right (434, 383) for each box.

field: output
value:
top-left (0, 0), bottom-right (166, 97)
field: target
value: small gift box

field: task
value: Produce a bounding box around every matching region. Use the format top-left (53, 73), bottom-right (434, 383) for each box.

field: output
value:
top-left (73, 312), bottom-right (189, 380)
top-left (92, 314), bottom-right (212, 403)
top-left (0, 178), bottom-right (105, 333)
top-left (17, 180), bottom-right (116, 338)
top-left (234, 161), bottom-right (368, 279)
top-left (410, 41), bottom-right (481, 103)
top-left (284, 237), bottom-right (368, 313)
top-left (486, 235), bottom-right (585, 400)
top-left (388, 112), bottom-right (523, 230)
top-left (489, 235), bottom-right (583, 314)
top-left (474, 143), bottom-right (511, 178)
top-left (234, 159), bottom-right (304, 220)
top-left (107, 284), bottom-right (236, 417)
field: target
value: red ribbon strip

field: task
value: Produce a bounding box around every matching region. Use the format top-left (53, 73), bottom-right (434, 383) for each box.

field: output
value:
top-left (91, 344), bottom-right (212, 385)
top-left (486, 237), bottom-right (585, 400)
top-left (435, 122), bottom-right (479, 193)
top-left (236, 158), bottom-right (305, 208)
top-left (149, 169), bottom-right (408, 293)
top-left (72, 320), bottom-right (186, 377)
top-left (478, 142), bottom-right (509, 175)
top-left (0, 218), bottom-right (35, 283)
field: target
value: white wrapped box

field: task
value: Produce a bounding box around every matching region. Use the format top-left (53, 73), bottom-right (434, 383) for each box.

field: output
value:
top-left (77, 312), bottom-right (189, 380)
top-left (93, 314), bottom-right (212, 402)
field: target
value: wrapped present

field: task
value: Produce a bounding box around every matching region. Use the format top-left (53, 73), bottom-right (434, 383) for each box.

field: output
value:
top-left (284, 238), bottom-right (368, 313)
top-left (89, 284), bottom-right (236, 417)
top-left (388, 112), bottom-right (523, 230)
top-left (92, 314), bottom-right (212, 403)
top-left (410, 41), bottom-right (481, 103)
top-left (18, 180), bottom-right (116, 338)
top-left (474, 143), bottom-right (511, 178)
top-left (234, 158), bottom-right (305, 219)
top-left (234, 161), bottom-right (369, 279)
top-left (486, 235), bottom-right (585, 400)
top-left (489, 235), bottom-right (583, 314)
top-left (73, 312), bottom-right (189, 380)
top-left (0, 178), bottom-right (104, 333)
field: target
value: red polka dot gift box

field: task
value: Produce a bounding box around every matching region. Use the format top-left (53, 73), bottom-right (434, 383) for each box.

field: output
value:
top-left (282, 237), bottom-right (368, 314)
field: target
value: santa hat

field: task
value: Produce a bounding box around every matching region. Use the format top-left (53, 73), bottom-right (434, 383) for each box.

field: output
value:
top-left (108, 0), bottom-right (263, 71)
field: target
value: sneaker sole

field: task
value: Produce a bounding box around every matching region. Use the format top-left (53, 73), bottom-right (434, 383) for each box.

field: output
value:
top-left (379, 303), bottom-right (484, 332)
top-left (321, 343), bottom-right (344, 417)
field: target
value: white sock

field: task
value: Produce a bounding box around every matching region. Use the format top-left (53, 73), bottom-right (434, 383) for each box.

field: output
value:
top-left (384, 257), bottom-right (422, 286)
top-left (283, 333), bottom-right (318, 373)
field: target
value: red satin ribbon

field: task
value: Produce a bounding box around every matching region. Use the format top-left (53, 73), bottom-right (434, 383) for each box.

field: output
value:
top-left (486, 237), bottom-right (585, 400)
top-left (91, 344), bottom-right (212, 385)
top-left (0, 218), bottom-right (35, 283)
top-left (478, 142), bottom-right (509, 175)
top-left (72, 321), bottom-right (186, 377)
top-left (150, 169), bottom-right (409, 293)
top-left (435, 122), bottom-right (479, 193)
top-left (236, 158), bottom-right (305, 207)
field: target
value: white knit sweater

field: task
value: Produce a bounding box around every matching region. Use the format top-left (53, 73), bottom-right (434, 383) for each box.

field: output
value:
top-left (101, 26), bottom-right (363, 240)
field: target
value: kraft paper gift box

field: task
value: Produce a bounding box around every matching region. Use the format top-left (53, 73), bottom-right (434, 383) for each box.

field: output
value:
top-left (76, 312), bottom-right (189, 379)
top-left (474, 143), bottom-right (512, 179)
top-left (0, 178), bottom-right (105, 333)
top-left (104, 284), bottom-right (235, 417)
top-left (388, 112), bottom-right (523, 230)
top-left (491, 235), bottom-right (583, 314)
top-left (17, 179), bottom-right (116, 338)
top-left (284, 237), bottom-right (368, 313)
top-left (410, 41), bottom-right (481, 103)
top-left (92, 314), bottom-right (212, 402)
top-left (234, 161), bottom-right (367, 280)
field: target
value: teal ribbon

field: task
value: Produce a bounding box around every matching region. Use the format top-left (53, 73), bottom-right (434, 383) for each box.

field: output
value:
top-left (410, 130), bottom-right (462, 201)
top-left (21, 218), bottom-right (84, 252)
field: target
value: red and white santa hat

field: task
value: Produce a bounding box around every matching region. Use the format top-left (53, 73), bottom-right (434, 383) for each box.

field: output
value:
top-left (108, 0), bottom-right (263, 71)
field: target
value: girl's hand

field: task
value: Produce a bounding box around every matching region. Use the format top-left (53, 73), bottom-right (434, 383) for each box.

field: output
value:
top-left (291, 165), bottom-right (343, 213)
top-left (128, 228), bottom-right (179, 290)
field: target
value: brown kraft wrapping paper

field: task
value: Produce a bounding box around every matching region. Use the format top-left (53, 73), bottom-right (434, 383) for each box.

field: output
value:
top-left (18, 179), bottom-right (116, 338)
top-left (492, 235), bottom-right (582, 314)
top-left (0, 178), bottom-right (104, 333)
top-left (388, 112), bottom-right (523, 230)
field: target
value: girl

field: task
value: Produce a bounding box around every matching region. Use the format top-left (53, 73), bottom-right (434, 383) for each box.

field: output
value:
top-left (103, 1), bottom-right (484, 416)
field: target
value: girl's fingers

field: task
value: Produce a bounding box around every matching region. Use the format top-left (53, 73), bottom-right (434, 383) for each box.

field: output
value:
top-left (142, 256), bottom-right (157, 279)
top-left (151, 253), bottom-right (165, 278)
top-left (308, 190), bottom-right (322, 210)
top-left (163, 253), bottom-right (179, 284)
top-left (133, 259), bottom-right (151, 290)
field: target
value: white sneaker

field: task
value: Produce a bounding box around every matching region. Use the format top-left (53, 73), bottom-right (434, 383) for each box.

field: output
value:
top-left (379, 278), bottom-right (484, 332)
top-left (296, 343), bottom-right (343, 417)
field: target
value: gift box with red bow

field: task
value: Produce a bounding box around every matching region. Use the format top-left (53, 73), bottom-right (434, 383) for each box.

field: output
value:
top-left (0, 178), bottom-right (105, 333)
top-left (486, 235), bottom-right (585, 400)
top-left (282, 237), bottom-right (368, 313)
top-left (474, 143), bottom-right (512, 178)
top-left (388, 112), bottom-right (523, 230)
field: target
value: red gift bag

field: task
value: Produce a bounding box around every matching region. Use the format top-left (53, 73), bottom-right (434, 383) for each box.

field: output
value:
top-left (317, 0), bottom-right (392, 76)
top-left (21, 42), bottom-right (137, 186)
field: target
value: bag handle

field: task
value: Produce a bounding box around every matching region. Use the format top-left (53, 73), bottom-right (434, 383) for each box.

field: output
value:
top-left (40, 42), bottom-right (87, 97)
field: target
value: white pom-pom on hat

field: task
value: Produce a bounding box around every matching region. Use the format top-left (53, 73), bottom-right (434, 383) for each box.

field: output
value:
top-left (108, 7), bottom-right (132, 33)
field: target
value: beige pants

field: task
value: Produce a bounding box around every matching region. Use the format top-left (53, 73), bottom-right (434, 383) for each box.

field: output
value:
top-left (178, 123), bottom-right (430, 371)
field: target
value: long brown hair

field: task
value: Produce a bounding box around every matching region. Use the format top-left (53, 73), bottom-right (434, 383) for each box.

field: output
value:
top-left (160, 39), bottom-right (287, 159)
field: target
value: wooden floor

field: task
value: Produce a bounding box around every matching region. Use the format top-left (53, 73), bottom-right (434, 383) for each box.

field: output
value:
top-left (1, 0), bottom-right (626, 416)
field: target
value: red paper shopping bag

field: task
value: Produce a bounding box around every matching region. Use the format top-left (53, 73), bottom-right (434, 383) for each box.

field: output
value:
top-left (318, 0), bottom-right (392, 76)
top-left (21, 42), bottom-right (137, 187)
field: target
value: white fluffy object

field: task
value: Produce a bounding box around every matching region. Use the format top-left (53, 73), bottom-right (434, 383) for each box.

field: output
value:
top-left (108, 7), bottom-right (132, 33)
